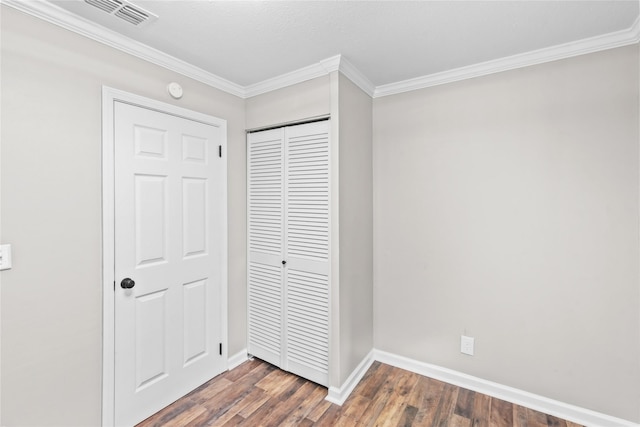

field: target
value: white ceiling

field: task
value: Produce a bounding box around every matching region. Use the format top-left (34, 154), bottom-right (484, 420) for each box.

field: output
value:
top-left (40, 0), bottom-right (640, 92)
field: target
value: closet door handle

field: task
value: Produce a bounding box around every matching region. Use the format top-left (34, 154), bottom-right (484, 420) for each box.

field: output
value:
top-left (282, 260), bottom-right (287, 266)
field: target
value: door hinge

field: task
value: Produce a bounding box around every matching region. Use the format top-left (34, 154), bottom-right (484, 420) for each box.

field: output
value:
top-left (218, 145), bottom-right (222, 158)
top-left (113, 280), bottom-right (116, 291)
top-left (219, 343), bottom-right (222, 356)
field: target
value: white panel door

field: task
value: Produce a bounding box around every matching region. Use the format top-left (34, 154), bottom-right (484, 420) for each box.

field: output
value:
top-left (247, 128), bottom-right (285, 367)
top-left (114, 101), bottom-right (225, 426)
top-left (247, 120), bottom-right (330, 387)
top-left (283, 121), bottom-right (330, 386)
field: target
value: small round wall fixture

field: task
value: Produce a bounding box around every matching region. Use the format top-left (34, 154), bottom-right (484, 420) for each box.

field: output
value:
top-left (167, 82), bottom-right (183, 99)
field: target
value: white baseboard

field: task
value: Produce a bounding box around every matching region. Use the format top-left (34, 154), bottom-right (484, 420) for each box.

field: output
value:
top-left (230, 345), bottom-right (637, 426)
top-left (326, 349), bottom-right (375, 405)
top-left (373, 349), bottom-right (639, 427)
top-left (227, 349), bottom-right (248, 371)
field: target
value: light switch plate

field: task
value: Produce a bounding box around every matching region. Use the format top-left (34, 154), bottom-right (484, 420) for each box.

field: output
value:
top-left (0, 244), bottom-right (12, 270)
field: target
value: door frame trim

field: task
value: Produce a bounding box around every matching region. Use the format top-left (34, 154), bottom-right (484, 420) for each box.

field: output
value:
top-left (101, 86), bottom-right (228, 426)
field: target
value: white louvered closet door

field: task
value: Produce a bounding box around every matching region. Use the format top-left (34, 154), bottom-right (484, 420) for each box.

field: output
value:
top-left (247, 128), bottom-right (285, 368)
top-left (247, 120), bottom-right (330, 387)
top-left (283, 121), bottom-right (330, 386)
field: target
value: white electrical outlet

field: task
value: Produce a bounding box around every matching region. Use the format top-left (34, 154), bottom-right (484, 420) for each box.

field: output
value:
top-left (461, 335), bottom-right (474, 356)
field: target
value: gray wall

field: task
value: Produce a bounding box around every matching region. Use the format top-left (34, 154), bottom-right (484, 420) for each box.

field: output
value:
top-left (372, 45), bottom-right (640, 422)
top-left (0, 7), bottom-right (246, 426)
top-left (337, 74), bottom-right (374, 385)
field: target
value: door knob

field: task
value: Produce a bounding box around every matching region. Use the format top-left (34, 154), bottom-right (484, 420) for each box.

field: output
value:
top-left (120, 278), bottom-right (135, 289)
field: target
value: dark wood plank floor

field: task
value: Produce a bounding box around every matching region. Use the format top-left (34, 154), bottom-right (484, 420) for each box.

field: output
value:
top-left (136, 359), bottom-right (584, 427)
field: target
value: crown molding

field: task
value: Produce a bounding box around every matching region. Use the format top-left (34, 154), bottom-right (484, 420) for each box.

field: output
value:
top-left (2, 0), bottom-right (368, 100)
top-left (338, 57), bottom-right (375, 97)
top-left (632, 13), bottom-right (640, 43)
top-left (319, 55), bottom-right (342, 73)
top-left (243, 55), bottom-right (342, 98)
top-left (3, 0), bottom-right (639, 100)
top-left (245, 54), bottom-right (377, 98)
top-left (374, 15), bottom-right (640, 98)
top-left (1, 0), bottom-right (246, 98)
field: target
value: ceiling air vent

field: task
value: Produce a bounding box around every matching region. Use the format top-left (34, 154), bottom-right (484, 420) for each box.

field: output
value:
top-left (115, 5), bottom-right (150, 25)
top-left (84, 0), bottom-right (158, 26)
top-left (85, 0), bottom-right (121, 13)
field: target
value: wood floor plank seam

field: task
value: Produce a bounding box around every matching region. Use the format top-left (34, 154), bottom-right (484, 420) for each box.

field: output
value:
top-left (136, 359), bottom-right (584, 427)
